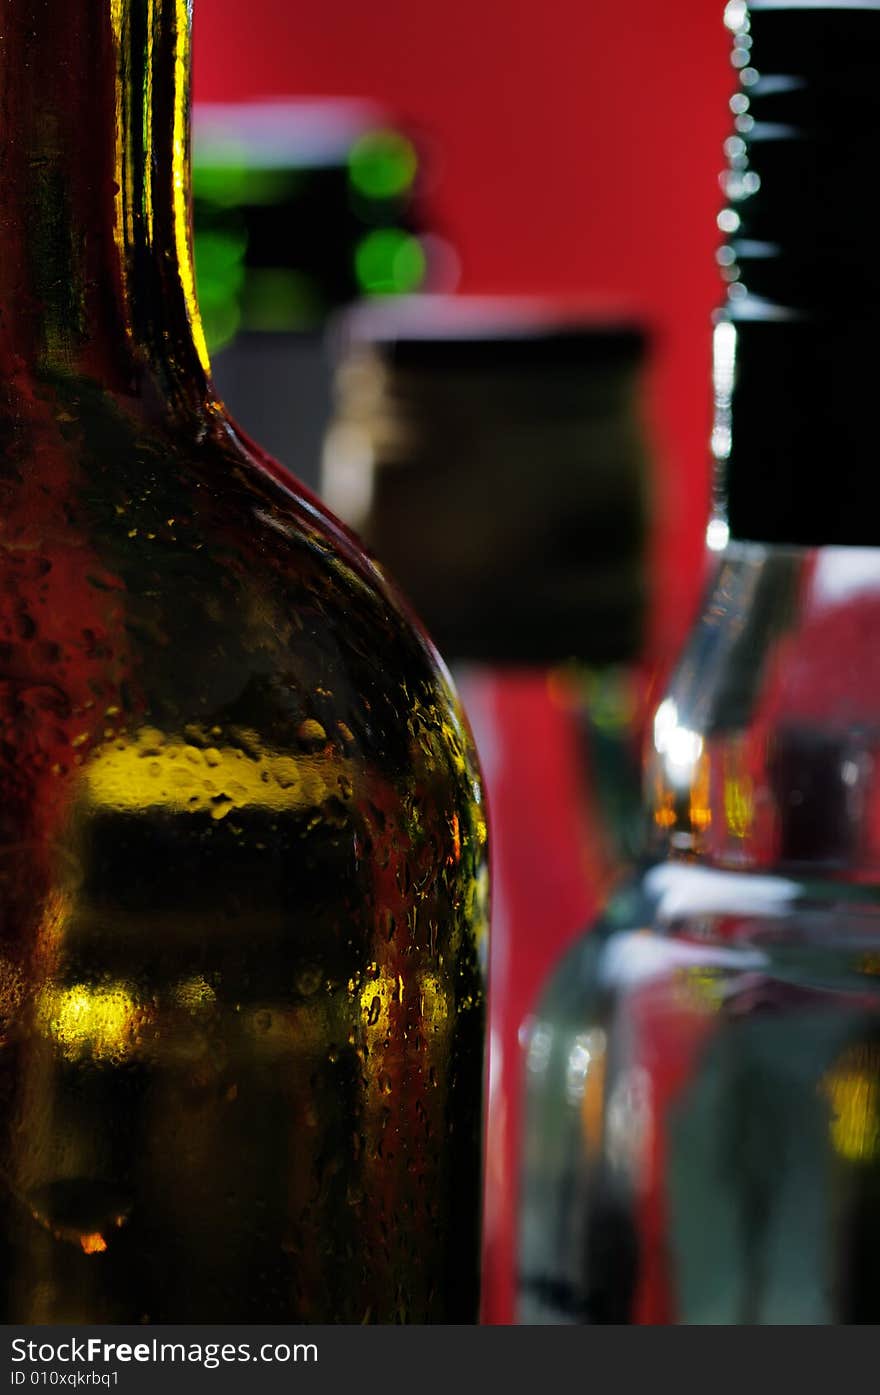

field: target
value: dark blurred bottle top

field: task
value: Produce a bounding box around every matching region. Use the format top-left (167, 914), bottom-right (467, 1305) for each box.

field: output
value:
top-left (332, 294), bottom-right (644, 367)
top-left (192, 100), bottom-right (452, 353)
top-left (322, 295), bottom-right (651, 666)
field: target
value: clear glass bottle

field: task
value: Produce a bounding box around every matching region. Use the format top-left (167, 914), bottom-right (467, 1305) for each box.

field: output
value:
top-left (0, 1), bottom-right (487, 1323)
top-left (518, 0), bottom-right (880, 1324)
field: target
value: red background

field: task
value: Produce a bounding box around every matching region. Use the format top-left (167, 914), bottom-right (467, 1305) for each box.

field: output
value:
top-left (194, 0), bottom-right (732, 656)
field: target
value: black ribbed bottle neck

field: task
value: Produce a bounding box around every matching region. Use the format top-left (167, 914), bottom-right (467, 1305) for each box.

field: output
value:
top-left (715, 1), bottom-right (880, 547)
top-left (722, 0), bottom-right (880, 311)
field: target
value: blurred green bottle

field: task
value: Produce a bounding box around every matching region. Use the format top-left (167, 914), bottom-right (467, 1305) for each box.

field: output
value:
top-left (192, 97), bottom-right (448, 492)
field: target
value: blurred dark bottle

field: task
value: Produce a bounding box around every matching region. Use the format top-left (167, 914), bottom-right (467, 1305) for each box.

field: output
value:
top-left (0, 0), bottom-right (487, 1323)
top-left (320, 295), bottom-right (651, 1322)
top-left (193, 100), bottom-right (452, 493)
top-left (519, 0), bottom-right (880, 1325)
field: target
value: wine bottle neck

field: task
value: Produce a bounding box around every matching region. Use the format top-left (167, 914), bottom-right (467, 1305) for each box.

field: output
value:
top-left (0, 0), bottom-right (211, 410)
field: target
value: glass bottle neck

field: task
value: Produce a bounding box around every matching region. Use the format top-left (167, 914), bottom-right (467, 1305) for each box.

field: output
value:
top-left (649, 541), bottom-right (880, 885)
top-left (0, 0), bottom-right (211, 412)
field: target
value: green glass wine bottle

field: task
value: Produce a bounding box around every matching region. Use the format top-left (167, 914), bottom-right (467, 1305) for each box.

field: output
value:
top-left (0, 0), bottom-right (487, 1324)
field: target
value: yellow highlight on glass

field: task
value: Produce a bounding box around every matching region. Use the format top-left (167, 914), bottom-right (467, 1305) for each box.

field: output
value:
top-left (83, 727), bottom-right (355, 817)
top-left (823, 1049), bottom-right (880, 1162)
top-left (37, 982), bottom-right (144, 1062)
top-left (724, 771), bottom-right (754, 840)
top-left (172, 0), bottom-right (210, 373)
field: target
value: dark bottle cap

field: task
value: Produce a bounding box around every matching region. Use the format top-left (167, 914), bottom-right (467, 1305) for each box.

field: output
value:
top-left (716, 1), bottom-right (880, 546)
top-left (323, 296), bottom-right (650, 665)
top-left (333, 295), bottom-right (645, 371)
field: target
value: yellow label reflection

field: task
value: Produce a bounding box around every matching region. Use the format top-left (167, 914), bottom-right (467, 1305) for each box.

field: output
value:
top-left (83, 727), bottom-right (356, 816)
